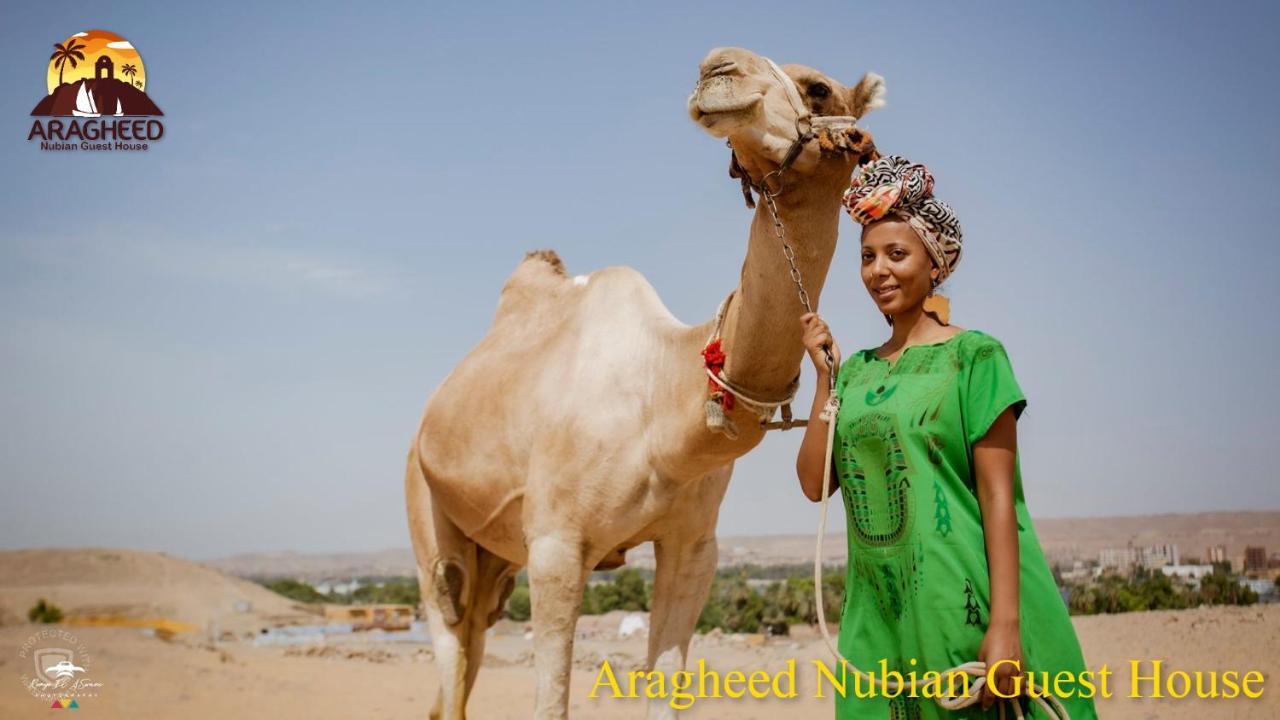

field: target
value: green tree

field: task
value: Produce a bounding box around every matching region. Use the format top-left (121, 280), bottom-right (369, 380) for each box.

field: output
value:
top-left (700, 571), bottom-right (766, 633)
top-left (28, 598), bottom-right (63, 624)
top-left (351, 579), bottom-right (420, 606)
top-left (581, 569), bottom-right (650, 615)
top-left (1197, 570), bottom-right (1258, 606)
top-left (761, 577), bottom-right (815, 635)
top-left (264, 578), bottom-right (327, 604)
top-left (506, 585), bottom-right (531, 622)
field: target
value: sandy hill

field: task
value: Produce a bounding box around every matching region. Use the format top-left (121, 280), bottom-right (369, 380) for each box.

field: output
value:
top-left (0, 548), bottom-right (317, 634)
top-left (207, 548), bottom-right (417, 581)
top-left (208, 511), bottom-right (1280, 579)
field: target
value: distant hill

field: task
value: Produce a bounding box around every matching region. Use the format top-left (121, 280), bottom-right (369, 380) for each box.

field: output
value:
top-left (0, 548), bottom-right (316, 633)
top-left (206, 549), bottom-right (418, 582)
top-left (205, 510), bottom-right (1280, 579)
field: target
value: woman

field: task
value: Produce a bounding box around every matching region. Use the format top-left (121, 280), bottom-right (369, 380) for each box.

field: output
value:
top-left (795, 156), bottom-right (1097, 719)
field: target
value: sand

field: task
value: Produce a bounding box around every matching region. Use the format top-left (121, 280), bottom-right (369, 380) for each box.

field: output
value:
top-left (0, 548), bottom-right (318, 636)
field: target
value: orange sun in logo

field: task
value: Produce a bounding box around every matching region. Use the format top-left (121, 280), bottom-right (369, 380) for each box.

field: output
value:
top-left (46, 29), bottom-right (146, 95)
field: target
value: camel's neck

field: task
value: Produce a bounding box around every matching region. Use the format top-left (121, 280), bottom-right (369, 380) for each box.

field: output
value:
top-left (719, 181), bottom-right (844, 396)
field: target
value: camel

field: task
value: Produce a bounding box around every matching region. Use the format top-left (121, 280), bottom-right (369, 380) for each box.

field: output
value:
top-left (405, 47), bottom-right (885, 719)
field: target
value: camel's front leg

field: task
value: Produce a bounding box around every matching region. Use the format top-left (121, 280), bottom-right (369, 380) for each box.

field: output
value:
top-left (645, 468), bottom-right (731, 719)
top-left (527, 532), bottom-right (588, 720)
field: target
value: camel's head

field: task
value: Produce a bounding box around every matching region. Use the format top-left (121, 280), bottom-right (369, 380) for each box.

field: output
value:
top-left (687, 47), bottom-right (885, 191)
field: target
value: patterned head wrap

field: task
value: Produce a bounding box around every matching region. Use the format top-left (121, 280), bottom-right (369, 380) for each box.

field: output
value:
top-left (842, 155), bottom-right (963, 284)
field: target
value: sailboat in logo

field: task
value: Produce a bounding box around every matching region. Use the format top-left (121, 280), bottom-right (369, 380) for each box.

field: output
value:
top-left (73, 80), bottom-right (126, 117)
top-left (30, 30), bottom-right (162, 117)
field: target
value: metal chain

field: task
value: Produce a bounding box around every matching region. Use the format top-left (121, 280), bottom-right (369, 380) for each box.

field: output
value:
top-left (759, 185), bottom-right (812, 315)
top-left (758, 182), bottom-right (837, 388)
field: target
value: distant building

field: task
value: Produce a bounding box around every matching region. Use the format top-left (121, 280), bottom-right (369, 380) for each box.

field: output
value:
top-left (323, 604), bottom-right (413, 631)
top-left (1160, 564), bottom-right (1215, 587)
top-left (1098, 544), bottom-right (1180, 574)
top-left (1142, 544), bottom-right (1180, 569)
top-left (1241, 577), bottom-right (1274, 600)
top-left (1206, 545), bottom-right (1228, 564)
top-left (1244, 546), bottom-right (1268, 572)
top-left (315, 579), bottom-right (362, 595)
top-left (1058, 560), bottom-right (1092, 583)
top-left (1098, 547), bottom-right (1140, 574)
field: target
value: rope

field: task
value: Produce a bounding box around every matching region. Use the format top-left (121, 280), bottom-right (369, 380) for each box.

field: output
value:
top-left (703, 290), bottom-right (801, 422)
top-left (810, 374), bottom-right (1071, 719)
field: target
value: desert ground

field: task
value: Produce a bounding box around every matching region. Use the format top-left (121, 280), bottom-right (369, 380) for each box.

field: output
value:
top-left (1, 549), bottom-right (1275, 719)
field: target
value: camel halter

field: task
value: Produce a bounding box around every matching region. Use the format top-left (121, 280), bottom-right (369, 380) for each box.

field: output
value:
top-left (706, 56), bottom-right (1073, 720)
top-left (705, 58), bottom-right (862, 438)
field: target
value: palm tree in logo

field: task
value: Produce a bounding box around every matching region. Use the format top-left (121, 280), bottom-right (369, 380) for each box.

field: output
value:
top-left (50, 38), bottom-right (87, 88)
top-left (122, 63), bottom-right (138, 88)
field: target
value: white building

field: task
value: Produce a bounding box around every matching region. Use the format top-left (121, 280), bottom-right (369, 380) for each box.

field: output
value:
top-left (1160, 564), bottom-right (1214, 587)
top-left (1098, 547), bottom-right (1140, 573)
top-left (1098, 544), bottom-right (1181, 574)
top-left (1143, 544), bottom-right (1180, 569)
top-left (315, 579), bottom-right (363, 595)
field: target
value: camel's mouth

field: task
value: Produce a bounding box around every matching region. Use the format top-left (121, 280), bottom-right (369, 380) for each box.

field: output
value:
top-left (687, 86), bottom-right (764, 136)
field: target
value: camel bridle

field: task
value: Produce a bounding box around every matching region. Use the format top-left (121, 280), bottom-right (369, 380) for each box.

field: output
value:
top-left (706, 58), bottom-right (854, 435)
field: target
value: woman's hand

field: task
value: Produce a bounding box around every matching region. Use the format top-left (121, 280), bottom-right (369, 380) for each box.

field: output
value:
top-left (799, 312), bottom-right (841, 376)
top-left (795, 312), bottom-right (842, 501)
top-left (978, 620), bottom-right (1024, 711)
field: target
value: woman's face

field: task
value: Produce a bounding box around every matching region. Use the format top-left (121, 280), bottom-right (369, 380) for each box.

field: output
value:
top-left (860, 217), bottom-right (937, 317)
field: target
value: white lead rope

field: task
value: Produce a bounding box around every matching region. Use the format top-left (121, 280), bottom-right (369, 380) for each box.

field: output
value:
top-left (810, 378), bottom-right (1070, 719)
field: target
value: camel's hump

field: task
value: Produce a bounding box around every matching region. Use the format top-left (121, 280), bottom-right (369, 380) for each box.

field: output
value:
top-left (522, 249), bottom-right (567, 276)
top-left (493, 249), bottom-right (574, 320)
top-left (494, 249), bottom-right (686, 332)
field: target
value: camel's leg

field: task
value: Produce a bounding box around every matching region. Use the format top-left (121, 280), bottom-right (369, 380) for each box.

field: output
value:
top-left (526, 532), bottom-right (588, 720)
top-left (407, 447), bottom-right (479, 720)
top-left (460, 549), bottom-right (518, 698)
top-left (644, 466), bottom-right (732, 720)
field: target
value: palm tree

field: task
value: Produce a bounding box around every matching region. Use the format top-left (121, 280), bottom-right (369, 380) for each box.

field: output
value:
top-left (49, 38), bottom-right (87, 88)
top-left (121, 63), bottom-right (137, 86)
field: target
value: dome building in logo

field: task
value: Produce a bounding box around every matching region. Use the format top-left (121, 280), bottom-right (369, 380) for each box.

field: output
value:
top-left (30, 29), bottom-right (162, 117)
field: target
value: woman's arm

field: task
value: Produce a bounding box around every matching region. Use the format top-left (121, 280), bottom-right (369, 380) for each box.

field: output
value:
top-left (795, 366), bottom-right (838, 501)
top-left (973, 406), bottom-right (1023, 708)
top-left (795, 313), bottom-right (841, 502)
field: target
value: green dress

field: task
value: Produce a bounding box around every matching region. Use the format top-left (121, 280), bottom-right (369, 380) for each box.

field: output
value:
top-left (831, 330), bottom-right (1097, 719)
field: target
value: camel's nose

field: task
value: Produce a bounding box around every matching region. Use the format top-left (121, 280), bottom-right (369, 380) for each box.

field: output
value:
top-left (698, 47), bottom-right (749, 80)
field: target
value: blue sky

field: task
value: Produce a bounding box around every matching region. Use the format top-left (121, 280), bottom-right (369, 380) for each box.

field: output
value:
top-left (1, 2), bottom-right (1277, 558)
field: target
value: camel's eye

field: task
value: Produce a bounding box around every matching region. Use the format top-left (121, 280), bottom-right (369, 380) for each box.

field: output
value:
top-left (807, 83), bottom-right (831, 99)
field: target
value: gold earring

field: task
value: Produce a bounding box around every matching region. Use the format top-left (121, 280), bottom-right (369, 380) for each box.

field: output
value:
top-left (922, 282), bottom-right (950, 326)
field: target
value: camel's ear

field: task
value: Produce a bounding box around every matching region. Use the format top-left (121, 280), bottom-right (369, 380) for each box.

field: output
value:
top-left (847, 72), bottom-right (886, 119)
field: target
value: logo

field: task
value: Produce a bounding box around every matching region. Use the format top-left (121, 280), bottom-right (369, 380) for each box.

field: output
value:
top-left (27, 29), bottom-right (164, 151)
top-left (16, 627), bottom-right (103, 708)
